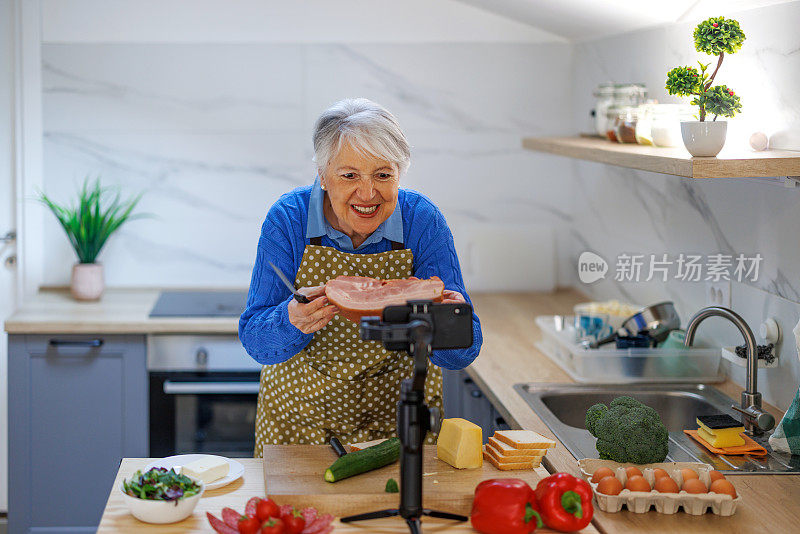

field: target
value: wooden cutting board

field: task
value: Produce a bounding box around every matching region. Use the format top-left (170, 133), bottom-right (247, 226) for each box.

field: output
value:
top-left (262, 445), bottom-right (546, 517)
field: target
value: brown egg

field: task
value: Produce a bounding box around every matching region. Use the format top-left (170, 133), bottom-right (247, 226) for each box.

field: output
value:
top-left (592, 467), bottom-right (616, 483)
top-left (680, 468), bottom-right (699, 482)
top-left (682, 478), bottom-right (708, 494)
top-left (653, 476), bottom-right (680, 493)
top-left (710, 479), bottom-right (738, 498)
top-left (624, 475), bottom-right (651, 492)
top-left (625, 466), bottom-right (643, 479)
top-left (652, 468), bottom-right (670, 480)
top-left (596, 475), bottom-right (623, 495)
top-left (709, 470), bottom-right (725, 482)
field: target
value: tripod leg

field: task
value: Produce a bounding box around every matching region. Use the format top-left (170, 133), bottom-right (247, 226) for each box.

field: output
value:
top-left (422, 509), bottom-right (468, 521)
top-left (405, 517), bottom-right (422, 534)
top-left (339, 509), bottom-right (399, 523)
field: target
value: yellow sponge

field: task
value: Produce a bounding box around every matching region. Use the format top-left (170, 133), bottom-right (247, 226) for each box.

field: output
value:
top-left (696, 415), bottom-right (745, 448)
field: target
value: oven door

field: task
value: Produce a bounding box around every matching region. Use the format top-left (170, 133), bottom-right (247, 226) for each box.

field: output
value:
top-left (149, 371), bottom-right (260, 457)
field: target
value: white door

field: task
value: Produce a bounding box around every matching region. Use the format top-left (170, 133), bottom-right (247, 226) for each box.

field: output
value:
top-left (0, 0), bottom-right (17, 512)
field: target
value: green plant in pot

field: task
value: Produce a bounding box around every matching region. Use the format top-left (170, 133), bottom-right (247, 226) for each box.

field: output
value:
top-left (38, 179), bottom-right (144, 301)
top-left (665, 16), bottom-right (745, 157)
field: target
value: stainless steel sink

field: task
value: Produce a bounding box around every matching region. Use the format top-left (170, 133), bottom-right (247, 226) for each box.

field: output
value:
top-left (514, 383), bottom-right (800, 474)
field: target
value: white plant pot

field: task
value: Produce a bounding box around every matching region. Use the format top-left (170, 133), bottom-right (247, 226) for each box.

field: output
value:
top-left (71, 263), bottom-right (104, 301)
top-left (680, 120), bottom-right (728, 157)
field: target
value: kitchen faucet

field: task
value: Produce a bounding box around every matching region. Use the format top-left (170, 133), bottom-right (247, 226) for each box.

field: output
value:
top-left (684, 306), bottom-right (775, 435)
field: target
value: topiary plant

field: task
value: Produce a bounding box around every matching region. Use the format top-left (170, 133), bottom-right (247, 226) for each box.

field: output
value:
top-left (665, 16), bottom-right (745, 121)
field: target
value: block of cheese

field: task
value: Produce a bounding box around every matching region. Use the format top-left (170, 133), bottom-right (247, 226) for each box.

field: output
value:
top-left (436, 418), bottom-right (482, 469)
top-left (494, 430), bottom-right (556, 449)
top-left (181, 456), bottom-right (229, 484)
top-left (696, 415), bottom-right (745, 448)
top-left (482, 448), bottom-right (535, 470)
top-left (484, 442), bottom-right (544, 464)
top-left (487, 436), bottom-right (547, 457)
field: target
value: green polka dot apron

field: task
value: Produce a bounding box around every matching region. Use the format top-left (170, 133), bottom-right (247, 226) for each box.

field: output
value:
top-left (253, 238), bottom-right (444, 455)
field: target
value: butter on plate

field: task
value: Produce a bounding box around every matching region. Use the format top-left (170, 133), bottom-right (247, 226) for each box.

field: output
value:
top-left (181, 456), bottom-right (230, 484)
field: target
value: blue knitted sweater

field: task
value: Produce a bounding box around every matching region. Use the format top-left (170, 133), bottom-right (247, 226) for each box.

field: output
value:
top-left (239, 184), bottom-right (482, 370)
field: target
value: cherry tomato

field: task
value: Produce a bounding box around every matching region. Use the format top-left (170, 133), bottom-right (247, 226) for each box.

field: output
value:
top-left (238, 514), bottom-right (261, 534)
top-left (260, 517), bottom-right (285, 534)
top-left (256, 498), bottom-right (280, 522)
top-left (279, 507), bottom-right (306, 534)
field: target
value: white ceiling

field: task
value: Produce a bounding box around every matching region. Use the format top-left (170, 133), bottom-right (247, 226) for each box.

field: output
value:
top-left (453, 0), bottom-right (798, 41)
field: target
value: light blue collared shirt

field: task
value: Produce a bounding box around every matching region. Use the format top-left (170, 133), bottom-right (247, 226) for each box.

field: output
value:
top-left (304, 176), bottom-right (404, 251)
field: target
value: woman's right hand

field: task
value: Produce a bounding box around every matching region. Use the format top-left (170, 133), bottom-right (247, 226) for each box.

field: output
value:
top-left (287, 285), bottom-right (339, 334)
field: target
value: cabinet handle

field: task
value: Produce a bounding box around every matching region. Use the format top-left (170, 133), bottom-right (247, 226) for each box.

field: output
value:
top-left (470, 390), bottom-right (482, 398)
top-left (49, 338), bottom-right (104, 347)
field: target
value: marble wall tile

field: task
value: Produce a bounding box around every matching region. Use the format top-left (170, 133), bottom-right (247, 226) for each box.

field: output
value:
top-left (42, 44), bottom-right (306, 132)
top-left (41, 41), bottom-right (574, 289)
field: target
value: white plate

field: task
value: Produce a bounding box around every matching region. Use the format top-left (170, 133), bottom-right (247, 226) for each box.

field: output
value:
top-left (144, 454), bottom-right (244, 490)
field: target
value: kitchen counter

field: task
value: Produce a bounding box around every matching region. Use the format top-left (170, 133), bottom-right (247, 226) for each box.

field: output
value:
top-left (13, 288), bottom-right (800, 532)
top-left (4, 288), bottom-right (240, 334)
top-left (100, 458), bottom-right (598, 533)
top-left (467, 291), bottom-right (800, 534)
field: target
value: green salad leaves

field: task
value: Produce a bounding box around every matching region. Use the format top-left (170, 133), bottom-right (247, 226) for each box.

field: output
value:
top-left (123, 467), bottom-right (201, 504)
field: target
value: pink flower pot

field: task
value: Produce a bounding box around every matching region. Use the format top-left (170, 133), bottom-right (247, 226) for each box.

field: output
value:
top-left (71, 263), bottom-right (104, 301)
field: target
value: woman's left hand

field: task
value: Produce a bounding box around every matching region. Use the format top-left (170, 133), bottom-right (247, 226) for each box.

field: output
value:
top-left (442, 289), bottom-right (466, 304)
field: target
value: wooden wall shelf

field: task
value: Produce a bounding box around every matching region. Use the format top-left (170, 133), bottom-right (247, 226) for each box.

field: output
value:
top-left (522, 136), bottom-right (800, 179)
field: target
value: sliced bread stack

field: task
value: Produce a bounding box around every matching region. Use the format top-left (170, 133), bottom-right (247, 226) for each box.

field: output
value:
top-left (482, 430), bottom-right (556, 470)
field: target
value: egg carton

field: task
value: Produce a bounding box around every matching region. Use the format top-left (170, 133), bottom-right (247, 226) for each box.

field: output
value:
top-left (578, 458), bottom-right (741, 516)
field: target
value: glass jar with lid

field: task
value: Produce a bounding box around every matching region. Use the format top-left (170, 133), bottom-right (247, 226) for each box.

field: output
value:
top-left (592, 82), bottom-right (616, 137)
top-left (614, 106), bottom-right (639, 144)
top-left (650, 104), bottom-right (695, 147)
top-left (635, 102), bottom-right (658, 146)
top-left (597, 83), bottom-right (647, 141)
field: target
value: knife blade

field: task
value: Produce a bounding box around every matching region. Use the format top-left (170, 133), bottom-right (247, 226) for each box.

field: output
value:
top-left (268, 261), bottom-right (311, 304)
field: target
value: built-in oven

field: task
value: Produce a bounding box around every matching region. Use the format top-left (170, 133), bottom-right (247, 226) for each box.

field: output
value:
top-left (147, 335), bottom-right (262, 457)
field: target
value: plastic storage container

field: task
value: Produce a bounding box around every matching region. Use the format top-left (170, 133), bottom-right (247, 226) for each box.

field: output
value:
top-left (535, 315), bottom-right (723, 383)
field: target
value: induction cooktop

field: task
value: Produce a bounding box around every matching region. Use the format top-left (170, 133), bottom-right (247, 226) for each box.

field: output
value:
top-left (149, 291), bottom-right (248, 317)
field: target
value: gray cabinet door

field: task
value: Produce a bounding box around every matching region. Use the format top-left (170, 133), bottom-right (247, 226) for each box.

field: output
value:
top-left (8, 334), bottom-right (147, 534)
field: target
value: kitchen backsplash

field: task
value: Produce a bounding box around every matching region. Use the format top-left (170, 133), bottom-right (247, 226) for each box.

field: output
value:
top-left (41, 42), bottom-right (573, 291)
top-left (569, 2), bottom-right (800, 410)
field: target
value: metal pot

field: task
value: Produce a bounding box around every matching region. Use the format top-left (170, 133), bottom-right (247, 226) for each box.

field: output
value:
top-left (583, 301), bottom-right (680, 349)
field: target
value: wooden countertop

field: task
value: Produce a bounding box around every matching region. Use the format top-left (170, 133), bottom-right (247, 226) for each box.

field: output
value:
top-left (4, 288), bottom-right (240, 334)
top-left (100, 458), bottom-right (597, 533)
top-left (467, 291), bottom-right (800, 534)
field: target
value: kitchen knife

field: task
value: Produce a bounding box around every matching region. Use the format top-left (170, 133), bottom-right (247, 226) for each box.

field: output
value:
top-left (329, 436), bottom-right (348, 457)
top-left (268, 261), bottom-right (311, 304)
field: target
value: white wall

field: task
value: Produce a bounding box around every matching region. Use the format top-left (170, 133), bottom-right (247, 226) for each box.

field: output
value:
top-left (37, 2), bottom-right (574, 292)
top-left (568, 2), bottom-right (800, 409)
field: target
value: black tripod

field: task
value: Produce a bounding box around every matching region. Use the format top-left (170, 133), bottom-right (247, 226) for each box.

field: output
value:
top-left (339, 301), bottom-right (470, 533)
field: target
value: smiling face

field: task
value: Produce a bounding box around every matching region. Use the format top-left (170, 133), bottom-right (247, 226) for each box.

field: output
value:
top-left (320, 141), bottom-right (399, 248)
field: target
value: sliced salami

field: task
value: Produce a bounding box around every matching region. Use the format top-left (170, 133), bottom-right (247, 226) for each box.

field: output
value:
top-left (221, 507), bottom-right (241, 528)
top-left (244, 497), bottom-right (260, 518)
top-left (279, 504), bottom-right (294, 516)
top-left (301, 506), bottom-right (318, 525)
top-left (207, 512), bottom-right (238, 534)
top-left (303, 513), bottom-right (335, 534)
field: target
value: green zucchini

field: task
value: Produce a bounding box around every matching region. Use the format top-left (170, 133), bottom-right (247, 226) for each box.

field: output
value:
top-left (324, 437), bottom-right (401, 483)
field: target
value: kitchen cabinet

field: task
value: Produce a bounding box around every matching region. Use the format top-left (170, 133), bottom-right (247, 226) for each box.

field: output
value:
top-left (8, 334), bottom-right (147, 534)
top-left (442, 369), bottom-right (508, 443)
top-left (522, 136), bottom-right (800, 179)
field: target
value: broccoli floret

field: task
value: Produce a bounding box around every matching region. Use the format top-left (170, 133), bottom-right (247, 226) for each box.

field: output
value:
top-left (585, 403), bottom-right (608, 436)
top-left (585, 396), bottom-right (669, 464)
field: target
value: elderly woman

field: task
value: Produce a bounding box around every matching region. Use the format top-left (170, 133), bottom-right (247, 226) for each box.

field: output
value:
top-left (239, 98), bottom-right (482, 455)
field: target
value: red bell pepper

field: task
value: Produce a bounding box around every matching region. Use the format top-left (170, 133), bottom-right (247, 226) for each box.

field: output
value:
top-left (534, 473), bottom-right (593, 532)
top-left (470, 478), bottom-right (543, 534)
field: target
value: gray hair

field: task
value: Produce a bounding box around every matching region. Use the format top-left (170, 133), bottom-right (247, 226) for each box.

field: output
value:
top-left (312, 98), bottom-right (411, 175)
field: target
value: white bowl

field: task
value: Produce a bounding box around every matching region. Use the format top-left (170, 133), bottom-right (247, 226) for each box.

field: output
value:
top-left (120, 478), bottom-right (205, 524)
